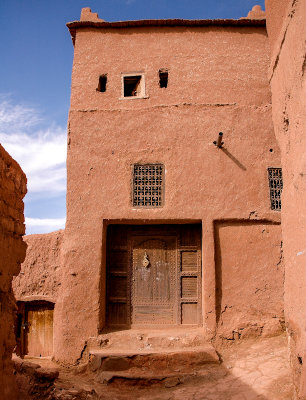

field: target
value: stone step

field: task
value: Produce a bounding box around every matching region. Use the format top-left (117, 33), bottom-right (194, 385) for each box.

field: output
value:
top-left (87, 327), bottom-right (209, 353)
top-left (88, 345), bottom-right (220, 374)
top-left (94, 370), bottom-right (196, 387)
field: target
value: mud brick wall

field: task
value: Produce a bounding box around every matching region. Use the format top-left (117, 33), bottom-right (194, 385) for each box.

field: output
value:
top-left (57, 8), bottom-right (282, 363)
top-left (215, 221), bottom-right (284, 341)
top-left (266, 1), bottom-right (306, 398)
top-left (13, 230), bottom-right (63, 303)
top-left (0, 144), bottom-right (27, 400)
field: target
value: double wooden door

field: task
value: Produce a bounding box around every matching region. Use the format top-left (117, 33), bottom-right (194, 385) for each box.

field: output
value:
top-left (106, 224), bottom-right (202, 328)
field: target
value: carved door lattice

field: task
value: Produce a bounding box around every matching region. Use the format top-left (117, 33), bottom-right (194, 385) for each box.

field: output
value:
top-left (132, 237), bottom-right (176, 324)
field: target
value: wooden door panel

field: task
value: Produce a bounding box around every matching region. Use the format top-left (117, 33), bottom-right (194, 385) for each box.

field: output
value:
top-left (132, 236), bottom-right (176, 325)
top-left (27, 307), bottom-right (53, 357)
top-left (133, 263), bottom-right (154, 302)
top-left (133, 305), bottom-right (174, 324)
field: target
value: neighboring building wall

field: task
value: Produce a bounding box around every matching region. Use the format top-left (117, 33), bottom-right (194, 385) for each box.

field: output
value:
top-left (266, 1), bottom-right (306, 398)
top-left (56, 9), bottom-right (283, 363)
top-left (0, 145), bottom-right (27, 400)
top-left (13, 230), bottom-right (63, 303)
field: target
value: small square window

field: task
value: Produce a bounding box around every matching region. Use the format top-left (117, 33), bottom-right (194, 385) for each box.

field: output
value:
top-left (122, 73), bottom-right (146, 98)
top-left (268, 167), bottom-right (283, 211)
top-left (132, 164), bottom-right (164, 207)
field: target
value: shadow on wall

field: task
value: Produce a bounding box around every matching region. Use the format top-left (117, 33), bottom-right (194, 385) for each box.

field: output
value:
top-left (221, 147), bottom-right (247, 171)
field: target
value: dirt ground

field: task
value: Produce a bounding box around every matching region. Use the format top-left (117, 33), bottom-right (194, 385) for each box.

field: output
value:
top-left (17, 334), bottom-right (293, 400)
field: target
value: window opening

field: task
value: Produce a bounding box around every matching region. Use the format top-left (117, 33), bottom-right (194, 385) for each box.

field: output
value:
top-left (133, 164), bottom-right (164, 207)
top-left (97, 75), bottom-right (107, 92)
top-left (124, 75), bottom-right (142, 97)
top-left (268, 167), bottom-right (283, 211)
top-left (159, 69), bottom-right (168, 88)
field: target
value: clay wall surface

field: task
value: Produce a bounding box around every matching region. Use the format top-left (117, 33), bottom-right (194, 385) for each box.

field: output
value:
top-left (13, 230), bottom-right (63, 303)
top-left (265, 0), bottom-right (306, 398)
top-left (0, 144), bottom-right (27, 400)
top-left (215, 221), bottom-right (284, 341)
top-left (57, 9), bottom-right (283, 363)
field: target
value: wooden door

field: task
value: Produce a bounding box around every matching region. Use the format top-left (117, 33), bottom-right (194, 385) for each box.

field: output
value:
top-left (26, 304), bottom-right (53, 357)
top-left (131, 236), bottom-right (177, 325)
top-left (105, 224), bottom-right (202, 328)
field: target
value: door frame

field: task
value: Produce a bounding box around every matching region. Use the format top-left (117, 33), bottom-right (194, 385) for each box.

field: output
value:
top-left (16, 300), bottom-right (54, 358)
top-left (105, 223), bottom-right (202, 330)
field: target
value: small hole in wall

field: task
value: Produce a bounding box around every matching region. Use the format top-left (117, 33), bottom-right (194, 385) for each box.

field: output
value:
top-left (298, 356), bottom-right (303, 365)
top-left (159, 69), bottom-right (168, 88)
top-left (97, 75), bottom-right (107, 92)
top-left (269, 149), bottom-right (273, 153)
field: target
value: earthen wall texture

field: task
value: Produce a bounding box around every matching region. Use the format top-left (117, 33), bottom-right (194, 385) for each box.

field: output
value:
top-left (0, 145), bottom-right (27, 400)
top-left (215, 221), bottom-right (284, 341)
top-left (13, 230), bottom-right (64, 303)
top-left (58, 13), bottom-right (283, 363)
top-left (266, 1), bottom-right (306, 398)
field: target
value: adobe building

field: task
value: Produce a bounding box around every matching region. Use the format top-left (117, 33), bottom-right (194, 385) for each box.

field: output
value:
top-left (265, 0), bottom-right (306, 398)
top-left (13, 1), bottom-right (289, 374)
top-left (43, 5), bottom-right (285, 364)
top-left (8, 2), bottom-right (306, 399)
top-left (0, 145), bottom-right (27, 400)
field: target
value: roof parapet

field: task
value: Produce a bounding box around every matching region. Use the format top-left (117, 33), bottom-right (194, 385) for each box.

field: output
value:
top-left (80, 7), bottom-right (104, 22)
top-left (67, 10), bottom-right (266, 46)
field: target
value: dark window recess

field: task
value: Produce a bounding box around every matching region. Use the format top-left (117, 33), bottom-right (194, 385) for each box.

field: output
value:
top-left (97, 75), bottom-right (107, 92)
top-left (159, 69), bottom-right (168, 88)
top-left (124, 76), bottom-right (141, 97)
top-left (268, 167), bottom-right (283, 211)
top-left (133, 164), bottom-right (164, 207)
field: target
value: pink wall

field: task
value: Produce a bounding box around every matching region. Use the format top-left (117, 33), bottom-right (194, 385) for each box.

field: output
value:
top-left (266, 0), bottom-right (306, 398)
top-left (0, 145), bottom-right (27, 400)
top-left (13, 230), bottom-right (64, 303)
top-left (55, 10), bottom-right (283, 363)
top-left (215, 221), bottom-right (284, 341)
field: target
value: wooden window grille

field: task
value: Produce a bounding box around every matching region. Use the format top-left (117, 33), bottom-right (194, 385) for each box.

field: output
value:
top-left (268, 167), bottom-right (283, 211)
top-left (133, 164), bottom-right (164, 207)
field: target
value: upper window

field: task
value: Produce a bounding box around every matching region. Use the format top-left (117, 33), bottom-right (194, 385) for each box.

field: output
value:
top-left (122, 73), bottom-right (146, 98)
top-left (97, 74), bottom-right (107, 92)
top-left (268, 168), bottom-right (283, 211)
top-left (159, 69), bottom-right (168, 88)
top-left (132, 164), bottom-right (164, 207)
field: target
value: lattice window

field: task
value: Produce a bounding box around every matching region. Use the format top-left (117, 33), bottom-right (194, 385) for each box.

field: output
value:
top-left (268, 168), bottom-right (283, 211)
top-left (133, 164), bottom-right (164, 207)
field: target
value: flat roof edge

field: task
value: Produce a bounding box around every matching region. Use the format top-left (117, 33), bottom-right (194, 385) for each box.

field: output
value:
top-left (66, 18), bottom-right (266, 44)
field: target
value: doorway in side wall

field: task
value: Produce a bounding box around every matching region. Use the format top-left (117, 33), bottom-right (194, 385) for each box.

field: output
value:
top-left (16, 300), bottom-right (54, 358)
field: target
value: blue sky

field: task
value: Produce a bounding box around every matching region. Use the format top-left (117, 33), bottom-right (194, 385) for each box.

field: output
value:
top-left (0, 0), bottom-right (265, 234)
